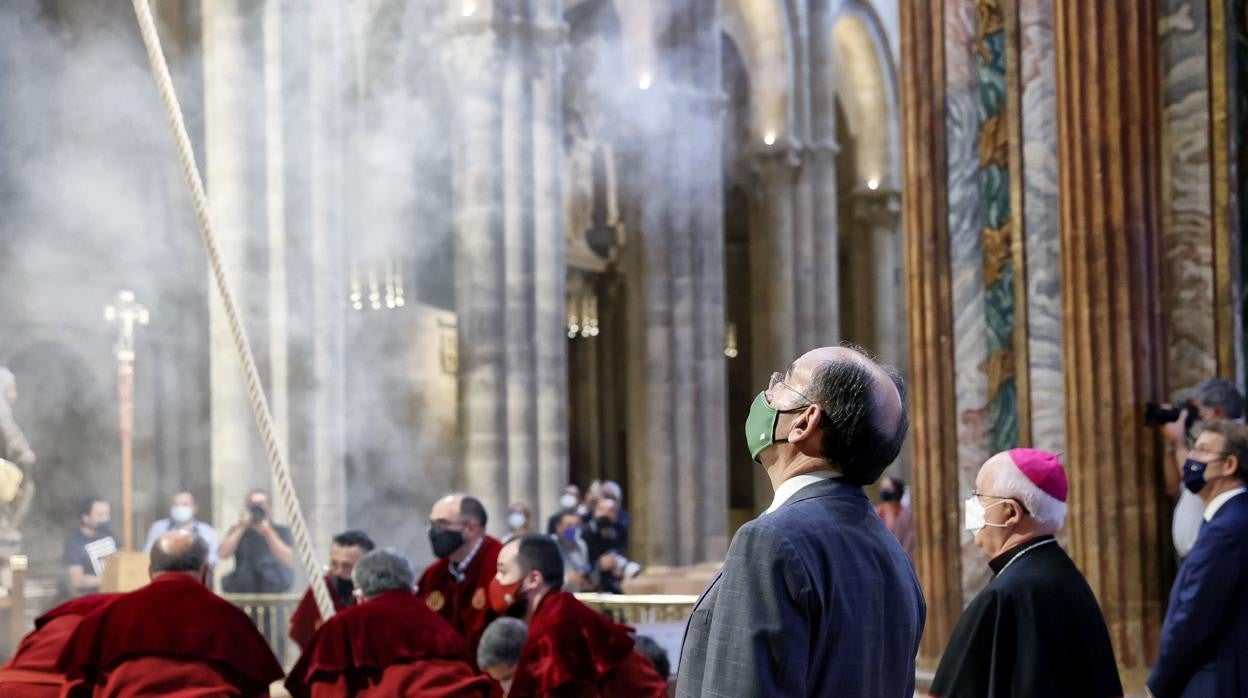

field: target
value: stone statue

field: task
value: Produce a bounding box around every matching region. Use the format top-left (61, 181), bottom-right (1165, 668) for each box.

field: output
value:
top-left (0, 367), bottom-right (36, 535)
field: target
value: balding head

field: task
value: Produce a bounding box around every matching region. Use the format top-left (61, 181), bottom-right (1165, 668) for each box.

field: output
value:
top-left (767, 345), bottom-right (908, 486)
top-left (149, 530), bottom-right (210, 584)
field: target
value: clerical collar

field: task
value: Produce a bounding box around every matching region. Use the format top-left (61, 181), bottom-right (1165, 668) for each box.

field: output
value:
top-left (988, 535), bottom-right (1057, 576)
top-left (449, 537), bottom-right (484, 582)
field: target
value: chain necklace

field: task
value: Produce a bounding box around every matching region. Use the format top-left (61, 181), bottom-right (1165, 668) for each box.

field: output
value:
top-left (995, 538), bottom-right (1058, 577)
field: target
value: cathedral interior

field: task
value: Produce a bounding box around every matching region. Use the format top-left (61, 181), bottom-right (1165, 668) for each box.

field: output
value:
top-left (0, 0), bottom-right (1245, 690)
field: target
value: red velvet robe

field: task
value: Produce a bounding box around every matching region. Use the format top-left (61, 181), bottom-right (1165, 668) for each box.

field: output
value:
top-left (0, 594), bottom-right (121, 697)
top-left (56, 573), bottom-right (284, 697)
top-left (508, 591), bottom-right (668, 698)
top-left (289, 575), bottom-right (352, 650)
top-left (416, 536), bottom-right (502, 655)
top-left (285, 590), bottom-right (500, 698)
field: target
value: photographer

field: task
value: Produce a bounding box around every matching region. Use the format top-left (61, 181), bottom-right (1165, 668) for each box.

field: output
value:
top-left (1156, 378), bottom-right (1245, 559)
top-left (219, 489), bottom-right (295, 592)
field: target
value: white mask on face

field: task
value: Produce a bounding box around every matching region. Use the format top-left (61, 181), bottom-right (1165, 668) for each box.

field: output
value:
top-left (559, 494), bottom-right (578, 510)
top-left (507, 512), bottom-right (527, 531)
top-left (964, 496), bottom-right (1010, 534)
top-left (170, 505), bottom-right (193, 524)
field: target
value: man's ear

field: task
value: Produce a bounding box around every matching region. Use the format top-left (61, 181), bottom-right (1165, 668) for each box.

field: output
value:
top-left (199, 565), bottom-right (212, 586)
top-left (1225, 454), bottom-right (1240, 479)
top-left (788, 404), bottom-right (824, 451)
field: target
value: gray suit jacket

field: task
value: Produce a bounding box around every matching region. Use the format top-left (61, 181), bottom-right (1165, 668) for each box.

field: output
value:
top-left (676, 477), bottom-right (925, 697)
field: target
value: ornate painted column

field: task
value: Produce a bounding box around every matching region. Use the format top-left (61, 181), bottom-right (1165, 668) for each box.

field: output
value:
top-left (1054, 1), bottom-right (1164, 689)
top-left (899, 0), bottom-right (963, 669)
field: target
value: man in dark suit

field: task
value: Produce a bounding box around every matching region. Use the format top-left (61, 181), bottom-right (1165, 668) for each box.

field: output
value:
top-left (676, 345), bottom-right (925, 697)
top-left (1148, 420), bottom-right (1248, 697)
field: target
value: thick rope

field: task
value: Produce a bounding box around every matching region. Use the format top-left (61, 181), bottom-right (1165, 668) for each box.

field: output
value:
top-left (131, 0), bottom-right (335, 621)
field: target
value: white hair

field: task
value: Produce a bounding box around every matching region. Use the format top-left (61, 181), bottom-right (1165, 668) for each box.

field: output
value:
top-left (991, 462), bottom-right (1067, 533)
top-left (0, 368), bottom-right (13, 391)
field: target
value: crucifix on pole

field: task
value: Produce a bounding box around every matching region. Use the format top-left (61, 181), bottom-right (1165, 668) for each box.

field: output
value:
top-left (104, 290), bottom-right (149, 552)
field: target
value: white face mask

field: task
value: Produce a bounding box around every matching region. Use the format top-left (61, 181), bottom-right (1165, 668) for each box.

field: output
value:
top-left (964, 496), bottom-right (1010, 534)
top-left (559, 494), bottom-right (579, 510)
top-left (507, 512), bottom-right (527, 531)
top-left (170, 505), bottom-right (193, 524)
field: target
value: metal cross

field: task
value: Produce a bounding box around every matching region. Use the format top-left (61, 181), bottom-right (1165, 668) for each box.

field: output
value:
top-left (104, 290), bottom-right (150, 363)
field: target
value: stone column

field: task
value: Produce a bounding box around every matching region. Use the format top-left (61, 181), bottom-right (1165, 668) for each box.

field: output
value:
top-left (203, 0), bottom-right (269, 528)
top-left (530, 4), bottom-right (569, 523)
top-left (442, 9), bottom-right (508, 524)
top-left (501, 14), bottom-right (539, 514)
top-left (1054, 0), bottom-right (1164, 689)
top-left (850, 188), bottom-right (904, 370)
top-left (749, 148), bottom-right (800, 380)
top-left (807, 0), bottom-right (840, 345)
top-left (900, 0), bottom-right (963, 669)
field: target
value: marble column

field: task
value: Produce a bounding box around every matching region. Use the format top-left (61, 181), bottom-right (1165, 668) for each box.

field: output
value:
top-left (203, 0), bottom-right (270, 528)
top-left (749, 147), bottom-right (800, 382)
top-left (900, 0), bottom-right (963, 669)
top-left (807, 1), bottom-right (841, 346)
top-left (1054, 0), bottom-right (1164, 688)
top-left (442, 9), bottom-right (509, 524)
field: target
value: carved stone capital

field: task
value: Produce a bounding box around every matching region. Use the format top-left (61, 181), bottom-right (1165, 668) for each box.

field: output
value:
top-left (848, 187), bottom-right (901, 228)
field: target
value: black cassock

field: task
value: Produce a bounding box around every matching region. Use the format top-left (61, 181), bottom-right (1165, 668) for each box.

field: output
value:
top-left (930, 536), bottom-right (1123, 698)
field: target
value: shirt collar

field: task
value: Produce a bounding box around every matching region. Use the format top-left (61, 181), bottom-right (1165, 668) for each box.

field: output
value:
top-left (1204, 487), bottom-right (1247, 522)
top-left (764, 471), bottom-right (836, 514)
top-left (449, 536), bottom-right (484, 582)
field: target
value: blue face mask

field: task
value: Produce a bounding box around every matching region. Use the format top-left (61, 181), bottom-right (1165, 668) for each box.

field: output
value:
top-left (1183, 457), bottom-right (1227, 494)
top-left (561, 527), bottom-right (578, 543)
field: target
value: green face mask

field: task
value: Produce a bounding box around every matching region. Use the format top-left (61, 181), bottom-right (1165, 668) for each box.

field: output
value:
top-left (745, 391), bottom-right (784, 462)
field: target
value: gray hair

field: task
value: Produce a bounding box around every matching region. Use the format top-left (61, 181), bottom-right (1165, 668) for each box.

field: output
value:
top-left (477, 617), bottom-right (527, 670)
top-left (351, 548), bottom-right (415, 598)
top-left (0, 368), bottom-right (13, 391)
top-left (991, 461), bottom-right (1067, 534)
top-left (1197, 378), bottom-right (1245, 420)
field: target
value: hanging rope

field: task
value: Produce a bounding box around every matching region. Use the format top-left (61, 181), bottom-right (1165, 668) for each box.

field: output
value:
top-left (130, 0), bottom-right (335, 621)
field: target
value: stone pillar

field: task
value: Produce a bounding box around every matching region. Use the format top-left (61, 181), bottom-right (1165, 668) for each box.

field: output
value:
top-left (501, 14), bottom-right (539, 515)
top-left (849, 188), bottom-right (904, 370)
top-left (807, 0), bottom-right (840, 346)
top-left (749, 148), bottom-right (800, 380)
top-left (442, 8), bottom-right (509, 524)
top-left (530, 3), bottom-right (569, 523)
top-left (900, 0), bottom-right (963, 669)
top-left (1054, 0), bottom-right (1164, 689)
top-left (203, 0), bottom-right (269, 529)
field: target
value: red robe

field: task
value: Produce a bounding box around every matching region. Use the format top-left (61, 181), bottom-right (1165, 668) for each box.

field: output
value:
top-left (508, 591), bottom-right (668, 698)
top-left (416, 536), bottom-right (502, 655)
top-left (285, 590), bottom-right (500, 698)
top-left (56, 573), bottom-right (284, 697)
top-left (289, 575), bottom-right (352, 650)
top-left (0, 594), bottom-right (121, 697)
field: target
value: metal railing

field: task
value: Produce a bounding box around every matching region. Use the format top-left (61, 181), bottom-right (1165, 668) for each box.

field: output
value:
top-left (222, 591), bottom-right (698, 661)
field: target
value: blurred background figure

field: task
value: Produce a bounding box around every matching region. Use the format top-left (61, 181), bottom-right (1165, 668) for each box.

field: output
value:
top-left (61, 497), bottom-right (114, 597)
top-left (218, 489), bottom-right (294, 593)
top-left (504, 502), bottom-right (533, 544)
top-left (875, 476), bottom-right (914, 558)
top-left (0, 367), bottom-right (35, 536)
top-left (478, 617), bottom-right (528, 694)
top-left (551, 508), bottom-right (592, 592)
top-left (547, 485), bottom-right (582, 534)
top-left (143, 491), bottom-right (219, 566)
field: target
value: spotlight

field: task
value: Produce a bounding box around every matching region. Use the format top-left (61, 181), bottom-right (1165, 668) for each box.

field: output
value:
top-left (867, 178), bottom-right (879, 190)
top-left (763, 132), bottom-right (776, 146)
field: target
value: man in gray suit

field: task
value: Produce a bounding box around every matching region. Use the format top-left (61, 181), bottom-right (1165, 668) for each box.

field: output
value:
top-left (676, 345), bottom-right (925, 697)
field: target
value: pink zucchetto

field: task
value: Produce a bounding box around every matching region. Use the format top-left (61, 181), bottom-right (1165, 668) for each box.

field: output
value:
top-left (1007, 448), bottom-right (1068, 503)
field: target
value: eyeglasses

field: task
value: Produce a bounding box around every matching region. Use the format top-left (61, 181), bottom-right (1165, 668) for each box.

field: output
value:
top-left (768, 372), bottom-right (817, 406)
top-left (971, 490), bottom-right (1030, 515)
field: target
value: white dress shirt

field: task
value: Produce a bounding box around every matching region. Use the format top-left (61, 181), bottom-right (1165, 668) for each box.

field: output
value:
top-left (764, 471), bottom-right (836, 514)
top-left (1204, 486), bottom-right (1247, 522)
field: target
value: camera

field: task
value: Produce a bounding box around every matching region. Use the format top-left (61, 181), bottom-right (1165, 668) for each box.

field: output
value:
top-left (1144, 400), bottom-right (1196, 431)
top-left (249, 504), bottom-right (267, 523)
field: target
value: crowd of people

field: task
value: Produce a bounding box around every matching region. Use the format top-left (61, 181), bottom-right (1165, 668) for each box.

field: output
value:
top-left (0, 346), bottom-right (1244, 696)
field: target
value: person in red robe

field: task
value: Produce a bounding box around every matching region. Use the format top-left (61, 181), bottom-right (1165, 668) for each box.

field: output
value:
top-left (286, 547), bottom-right (499, 698)
top-left (56, 529), bottom-right (284, 697)
top-left (289, 529), bottom-right (374, 650)
top-left (489, 534), bottom-right (668, 697)
top-left (418, 493), bottom-right (502, 655)
top-left (0, 593), bottom-right (121, 696)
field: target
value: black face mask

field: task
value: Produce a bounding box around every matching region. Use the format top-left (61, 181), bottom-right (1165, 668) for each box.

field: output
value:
top-left (429, 527), bottom-right (465, 559)
top-left (333, 576), bottom-right (355, 604)
top-left (879, 489), bottom-right (899, 503)
top-left (595, 517), bottom-right (613, 530)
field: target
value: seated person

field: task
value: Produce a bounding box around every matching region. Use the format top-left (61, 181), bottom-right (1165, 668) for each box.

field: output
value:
top-left (0, 594), bottom-right (120, 696)
top-left (57, 530), bottom-right (284, 696)
top-left (289, 529), bottom-right (375, 650)
top-left (143, 491), bottom-right (220, 566)
top-left (285, 548), bottom-right (498, 698)
top-left (477, 618), bottom-right (528, 694)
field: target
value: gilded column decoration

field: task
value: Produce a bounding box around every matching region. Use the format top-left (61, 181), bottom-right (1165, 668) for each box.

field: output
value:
top-left (900, 0), bottom-right (962, 668)
top-left (1054, 1), bottom-right (1164, 689)
top-left (974, 0), bottom-right (1019, 455)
